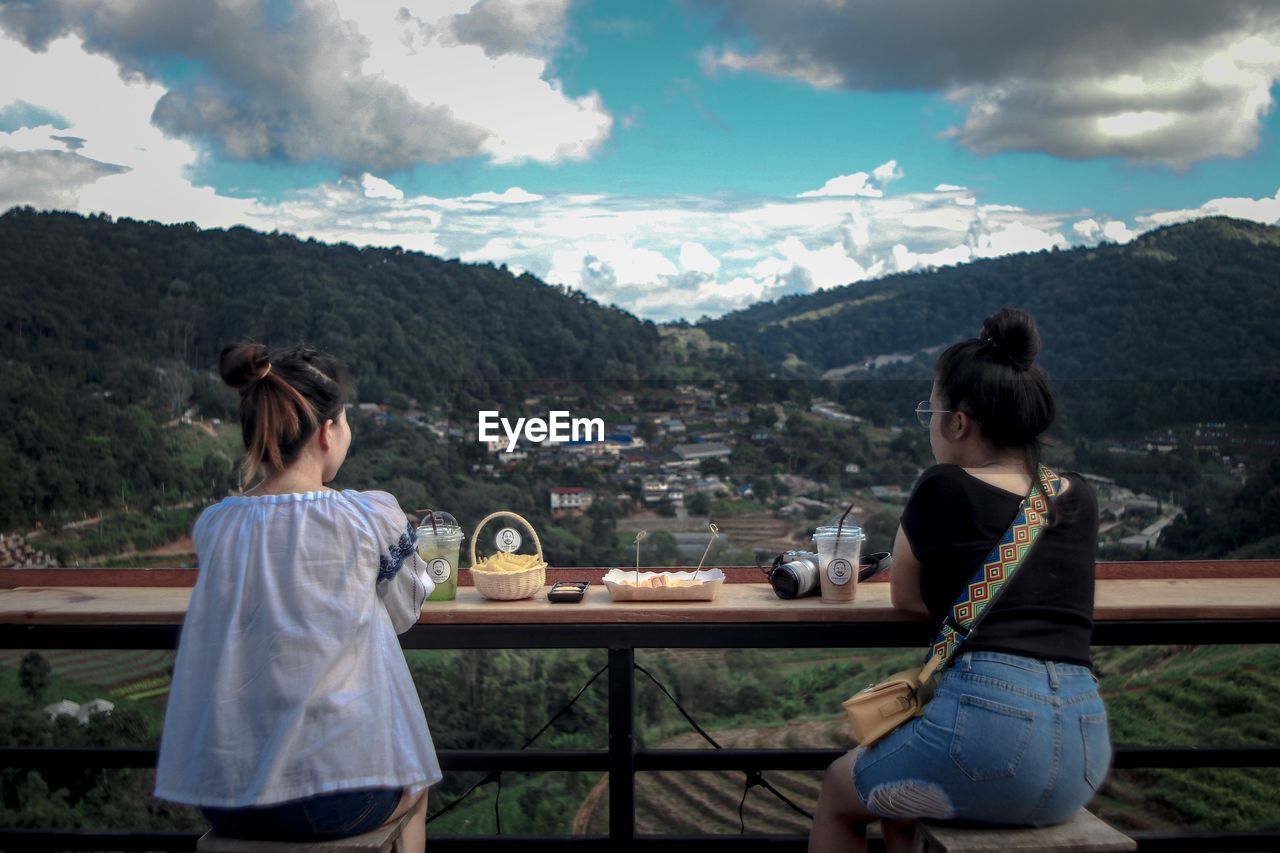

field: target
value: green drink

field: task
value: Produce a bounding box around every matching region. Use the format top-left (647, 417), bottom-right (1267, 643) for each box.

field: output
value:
top-left (417, 511), bottom-right (463, 602)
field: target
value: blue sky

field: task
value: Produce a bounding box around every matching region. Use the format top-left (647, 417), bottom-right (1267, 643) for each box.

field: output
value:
top-left (2, 0), bottom-right (1279, 321)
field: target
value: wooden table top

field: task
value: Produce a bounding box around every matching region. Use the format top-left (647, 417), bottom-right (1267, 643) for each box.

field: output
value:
top-left (2, 578), bottom-right (1279, 625)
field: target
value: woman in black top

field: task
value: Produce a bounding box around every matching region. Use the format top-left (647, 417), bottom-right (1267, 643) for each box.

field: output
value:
top-left (809, 308), bottom-right (1111, 853)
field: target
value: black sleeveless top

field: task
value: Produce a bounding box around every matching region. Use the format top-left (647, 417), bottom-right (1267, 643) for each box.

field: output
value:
top-left (899, 464), bottom-right (1098, 668)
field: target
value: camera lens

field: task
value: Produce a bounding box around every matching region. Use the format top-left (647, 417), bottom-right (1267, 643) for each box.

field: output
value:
top-left (771, 564), bottom-right (802, 599)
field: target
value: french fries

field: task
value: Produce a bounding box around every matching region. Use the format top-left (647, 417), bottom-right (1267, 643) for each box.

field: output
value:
top-left (471, 552), bottom-right (545, 573)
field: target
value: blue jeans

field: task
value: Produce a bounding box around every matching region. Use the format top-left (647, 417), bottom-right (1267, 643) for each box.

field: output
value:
top-left (201, 787), bottom-right (402, 841)
top-left (853, 651), bottom-right (1111, 827)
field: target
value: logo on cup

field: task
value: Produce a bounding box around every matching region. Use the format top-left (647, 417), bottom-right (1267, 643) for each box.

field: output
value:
top-left (496, 528), bottom-right (522, 553)
top-left (828, 558), bottom-right (852, 585)
top-left (428, 558), bottom-right (451, 583)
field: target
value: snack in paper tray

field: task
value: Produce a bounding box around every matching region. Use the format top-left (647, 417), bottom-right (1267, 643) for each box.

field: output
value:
top-left (610, 572), bottom-right (700, 589)
top-left (602, 568), bottom-right (726, 601)
top-left (604, 523), bottom-right (725, 601)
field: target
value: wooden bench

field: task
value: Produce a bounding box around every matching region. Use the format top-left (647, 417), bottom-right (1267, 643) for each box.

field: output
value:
top-left (197, 810), bottom-right (414, 853)
top-left (912, 809), bottom-right (1135, 852)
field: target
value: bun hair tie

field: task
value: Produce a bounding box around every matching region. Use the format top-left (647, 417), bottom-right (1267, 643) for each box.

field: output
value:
top-left (257, 363), bottom-right (272, 381)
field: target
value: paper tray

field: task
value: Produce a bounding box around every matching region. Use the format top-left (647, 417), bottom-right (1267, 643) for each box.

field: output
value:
top-left (602, 568), bottom-right (726, 602)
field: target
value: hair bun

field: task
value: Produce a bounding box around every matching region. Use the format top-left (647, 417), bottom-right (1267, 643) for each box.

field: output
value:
top-left (219, 342), bottom-right (271, 391)
top-left (980, 307), bottom-right (1040, 371)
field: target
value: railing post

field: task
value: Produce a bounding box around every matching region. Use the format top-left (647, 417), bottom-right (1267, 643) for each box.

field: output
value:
top-left (608, 645), bottom-right (636, 850)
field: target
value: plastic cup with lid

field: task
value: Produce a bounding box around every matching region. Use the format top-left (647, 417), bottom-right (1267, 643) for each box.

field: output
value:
top-left (416, 510), bottom-right (464, 601)
top-left (812, 516), bottom-right (865, 603)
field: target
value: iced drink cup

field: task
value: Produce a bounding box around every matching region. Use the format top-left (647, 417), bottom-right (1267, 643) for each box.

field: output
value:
top-left (417, 511), bottom-right (464, 602)
top-left (812, 521), bottom-right (864, 603)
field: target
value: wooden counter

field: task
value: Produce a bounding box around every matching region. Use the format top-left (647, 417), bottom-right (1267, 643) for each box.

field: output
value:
top-left (2, 577), bottom-right (1280, 626)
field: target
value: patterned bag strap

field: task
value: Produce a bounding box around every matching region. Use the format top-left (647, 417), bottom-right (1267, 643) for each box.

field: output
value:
top-left (918, 465), bottom-right (1064, 682)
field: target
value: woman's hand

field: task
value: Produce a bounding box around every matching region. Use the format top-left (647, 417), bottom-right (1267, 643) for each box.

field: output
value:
top-left (889, 525), bottom-right (929, 618)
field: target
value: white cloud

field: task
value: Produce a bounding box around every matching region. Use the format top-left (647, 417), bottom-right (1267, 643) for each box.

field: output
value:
top-left (1073, 218), bottom-right (1137, 244)
top-left (0, 35), bottom-right (256, 226)
top-left (902, 207), bottom-right (973, 232)
top-left (361, 174), bottom-right (404, 200)
top-left (892, 242), bottom-right (973, 273)
top-left (1136, 187), bottom-right (1280, 229)
top-left (699, 0), bottom-right (1280, 167)
top-left (971, 221), bottom-right (1068, 259)
top-left (776, 235), bottom-right (872, 289)
top-left (679, 241), bottom-right (721, 274)
top-left (872, 160), bottom-right (903, 184)
top-left (0, 1), bottom-right (611, 172)
top-left (705, 45), bottom-right (843, 89)
top-left (545, 242), bottom-right (680, 296)
top-left (0, 149), bottom-right (127, 210)
top-left (463, 187), bottom-right (544, 205)
top-left (339, 2), bottom-right (612, 166)
top-left (1073, 219), bottom-right (1101, 239)
top-left (799, 160), bottom-right (900, 198)
top-left (444, 0), bottom-right (572, 59)
top-left (946, 39), bottom-right (1280, 167)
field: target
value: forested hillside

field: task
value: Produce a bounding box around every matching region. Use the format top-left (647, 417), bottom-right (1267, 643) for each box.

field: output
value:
top-left (701, 217), bottom-right (1280, 381)
top-left (0, 208), bottom-right (676, 528)
top-left (0, 207), bottom-right (665, 398)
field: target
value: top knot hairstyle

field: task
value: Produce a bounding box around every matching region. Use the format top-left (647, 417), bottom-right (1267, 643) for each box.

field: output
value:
top-left (978, 308), bottom-right (1040, 372)
top-left (934, 306), bottom-right (1056, 474)
top-left (218, 343), bottom-right (349, 485)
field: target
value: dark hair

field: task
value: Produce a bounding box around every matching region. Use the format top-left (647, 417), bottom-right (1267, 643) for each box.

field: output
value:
top-left (934, 307), bottom-right (1056, 495)
top-left (218, 343), bottom-right (348, 484)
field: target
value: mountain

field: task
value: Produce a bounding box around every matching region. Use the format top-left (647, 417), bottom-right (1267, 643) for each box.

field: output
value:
top-left (4, 209), bottom-right (1278, 533)
top-left (0, 208), bottom-right (678, 528)
top-left (699, 217), bottom-right (1280, 382)
top-left (0, 207), bottom-right (666, 401)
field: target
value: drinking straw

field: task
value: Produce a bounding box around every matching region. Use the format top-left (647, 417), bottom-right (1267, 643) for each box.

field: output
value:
top-left (634, 530), bottom-right (648, 585)
top-left (694, 522), bottom-right (719, 581)
top-left (414, 508), bottom-right (437, 534)
top-left (835, 503), bottom-right (855, 539)
top-left (833, 502), bottom-right (857, 561)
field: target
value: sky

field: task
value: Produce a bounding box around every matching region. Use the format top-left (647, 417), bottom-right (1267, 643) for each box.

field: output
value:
top-left (1, 0), bottom-right (1279, 323)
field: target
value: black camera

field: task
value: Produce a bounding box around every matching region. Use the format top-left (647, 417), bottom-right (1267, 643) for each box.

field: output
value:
top-left (763, 550), bottom-right (892, 599)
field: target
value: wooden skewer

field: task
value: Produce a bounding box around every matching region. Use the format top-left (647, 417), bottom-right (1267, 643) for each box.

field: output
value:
top-left (694, 522), bottom-right (719, 581)
top-left (634, 530), bottom-right (648, 586)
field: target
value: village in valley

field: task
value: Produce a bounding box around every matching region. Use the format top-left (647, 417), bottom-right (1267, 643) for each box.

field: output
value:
top-left (339, 381), bottom-right (1277, 565)
top-left (9, 378), bottom-right (1277, 572)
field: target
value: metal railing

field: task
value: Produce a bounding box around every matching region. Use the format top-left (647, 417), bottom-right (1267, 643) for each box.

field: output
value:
top-left (2, 583), bottom-right (1279, 851)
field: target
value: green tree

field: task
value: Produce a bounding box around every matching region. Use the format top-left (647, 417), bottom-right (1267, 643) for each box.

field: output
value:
top-left (19, 651), bottom-right (51, 705)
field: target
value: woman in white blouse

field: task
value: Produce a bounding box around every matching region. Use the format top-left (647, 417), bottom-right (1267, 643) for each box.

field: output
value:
top-left (155, 343), bottom-right (438, 849)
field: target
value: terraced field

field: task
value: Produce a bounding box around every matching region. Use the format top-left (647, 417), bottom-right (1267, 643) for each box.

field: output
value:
top-left (573, 644), bottom-right (1280, 836)
top-left (0, 648), bottom-right (174, 704)
top-left (1088, 644), bottom-right (1280, 833)
top-left (708, 513), bottom-right (803, 555)
top-left (575, 718), bottom-right (848, 835)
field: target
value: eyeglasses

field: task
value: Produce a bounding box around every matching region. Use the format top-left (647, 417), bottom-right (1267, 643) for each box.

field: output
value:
top-left (915, 400), bottom-right (951, 428)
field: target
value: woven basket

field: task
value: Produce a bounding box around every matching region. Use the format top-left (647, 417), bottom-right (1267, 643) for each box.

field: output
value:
top-left (468, 510), bottom-right (546, 600)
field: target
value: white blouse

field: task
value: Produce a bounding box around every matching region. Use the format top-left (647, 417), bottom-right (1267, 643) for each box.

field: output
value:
top-left (154, 489), bottom-right (439, 808)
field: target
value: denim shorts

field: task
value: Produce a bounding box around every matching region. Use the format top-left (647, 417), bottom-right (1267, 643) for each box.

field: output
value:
top-left (201, 787), bottom-right (402, 841)
top-left (853, 651), bottom-right (1111, 827)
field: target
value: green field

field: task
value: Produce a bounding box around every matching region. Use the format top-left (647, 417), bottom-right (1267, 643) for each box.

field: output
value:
top-left (3, 643), bottom-right (1277, 837)
top-left (0, 649), bottom-right (173, 738)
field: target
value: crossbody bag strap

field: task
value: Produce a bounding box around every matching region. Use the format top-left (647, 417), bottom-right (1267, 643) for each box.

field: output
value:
top-left (918, 465), bottom-right (1063, 682)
